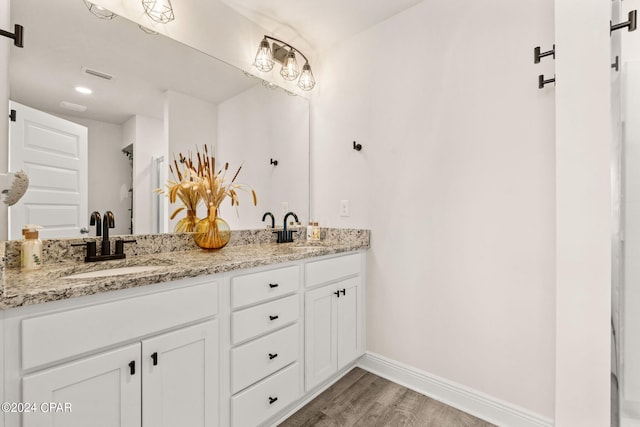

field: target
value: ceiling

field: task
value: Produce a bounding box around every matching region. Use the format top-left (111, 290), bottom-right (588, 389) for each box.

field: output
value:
top-left (8, 0), bottom-right (424, 125)
top-left (9, 0), bottom-right (258, 124)
top-left (221, 0), bottom-right (425, 55)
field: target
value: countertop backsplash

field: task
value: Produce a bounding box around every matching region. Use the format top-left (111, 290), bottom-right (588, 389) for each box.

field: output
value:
top-left (2, 227), bottom-right (369, 269)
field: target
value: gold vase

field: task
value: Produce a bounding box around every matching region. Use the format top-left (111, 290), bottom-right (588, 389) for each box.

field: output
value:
top-left (193, 209), bottom-right (231, 249)
top-left (174, 209), bottom-right (199, 233)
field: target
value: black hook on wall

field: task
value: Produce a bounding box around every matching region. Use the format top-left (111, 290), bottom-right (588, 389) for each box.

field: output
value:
top-left (353, 141), bottom-right (362, 151)
top-left (270, 158), bottom-right (278, 166)
top-left (538, 74), bottom-right (556, 89)
top-left (0, 24), bottom-right (24, 48)
top-left (534, 45), bottom-right (555, 64)
top-left (612, 56), bottom-right (620, 72)
top-left (611, 10), bottom-right (637, 34)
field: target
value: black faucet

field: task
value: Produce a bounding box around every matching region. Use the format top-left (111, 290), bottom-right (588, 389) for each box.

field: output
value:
top-left (274, 211), bottom-right (298, 243)
top-left (90, 211), bottom-right (102, 236)
top-left (102, 211), bottom-right (115, 256)
top-left (72, 210), bottom-right (136, 262)
top-left (262, 212), bottom-right (275, 228)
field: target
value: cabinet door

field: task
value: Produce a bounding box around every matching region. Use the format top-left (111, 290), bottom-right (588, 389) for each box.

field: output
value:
top-left (142, 320), bottom-right (219, 427)
top-left (22, 343), bottom-right (141, 427)
top-left (305, 284), bottom-right (337, 391)
top-left (336, 277), bottom-right (360, 369)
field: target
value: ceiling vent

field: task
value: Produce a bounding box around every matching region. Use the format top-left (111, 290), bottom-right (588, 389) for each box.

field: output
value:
top-left (81, 67), bottom-right (114, 80)
top-left (60, 101), bottom-right (88, 112)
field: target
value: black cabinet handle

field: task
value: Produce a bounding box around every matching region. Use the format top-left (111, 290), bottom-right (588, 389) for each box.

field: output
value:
top-left (334, 290), bottom-right (340, 298)
top-left (269, 315), bottom-right (279, 321)
top-left (268, 396), bottom-right (278, 405)
top-left (268, 353), bottom-right (278, 360)
top-left (151, 352), bottom-right (158, 366)
top-left (269, 283), bottom-right (279, 288)
top-left (128, 361), bottom-right (136, 375)
top-left (341, 289), bottom-right (346, 296)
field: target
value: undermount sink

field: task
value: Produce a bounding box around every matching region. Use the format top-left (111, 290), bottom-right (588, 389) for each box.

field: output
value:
top-left (63, 265), bottom-right (165, 279)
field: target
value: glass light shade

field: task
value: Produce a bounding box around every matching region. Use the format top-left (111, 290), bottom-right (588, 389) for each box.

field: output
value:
top-left (142, 0), bottom-right (175, 24)
top-left (297, 63), bottom-right (316, 91)
top-left (83, 0), bottom-right (117, 19)
top-left (254, 39), bottom-right (274, 72)
top-left (280, 50), bottom-right (300, 81)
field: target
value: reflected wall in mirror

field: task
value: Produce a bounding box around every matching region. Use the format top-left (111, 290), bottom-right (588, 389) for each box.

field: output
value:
top-left (8, 0), bottom-right (309, 239)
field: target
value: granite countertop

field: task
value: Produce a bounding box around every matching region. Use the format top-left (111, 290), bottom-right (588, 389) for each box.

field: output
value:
top-left (1, 240), bottom-right (369, 309)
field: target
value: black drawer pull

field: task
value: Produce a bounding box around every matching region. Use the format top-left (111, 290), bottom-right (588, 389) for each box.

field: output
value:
top-left (128, 361), bottom-right (136, 375)
top-left (151, 352), bottom-right (158, 366)
top-left (268, 353), bottom-right (278, 360)
top-left (269, 315), bottom-right (279, 321)
top-left (269, 283), bottom-right (279, 288)
top-left (334, 290), bottom-right (340, 298)
top-left (269, 396), bottom-right (278, 405)
top-left (341, 289), bottom-right (346, 296)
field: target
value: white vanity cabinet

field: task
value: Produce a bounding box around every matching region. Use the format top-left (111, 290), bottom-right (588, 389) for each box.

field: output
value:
top-left (6, 278), bottom-right (220, 427)
top-left (229, 265), bottom-right (302, 426)
top-left (304, 254), bottom-right (364, 391)
top-left (2, 249), bottom-right (367, 427)
top-left (22, 343), bottom-right (142, 427)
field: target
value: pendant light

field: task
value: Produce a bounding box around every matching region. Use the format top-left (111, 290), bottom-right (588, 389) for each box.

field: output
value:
top-left (142, 0), bottom-right (175, 24)
top-left (83, 0), bottom-right (117, 20)
top-left (253, 35), bottom-right (316, 91)
top-left (254, 37), bottom-right (275, 72)
top-left (280, 49), bottom-right (300, 81)
top-left (297, 62), bottom-right (316, 91)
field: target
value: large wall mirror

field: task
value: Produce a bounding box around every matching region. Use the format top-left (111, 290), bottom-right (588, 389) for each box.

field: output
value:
top-left (7, 0), bottom-right (309, 239)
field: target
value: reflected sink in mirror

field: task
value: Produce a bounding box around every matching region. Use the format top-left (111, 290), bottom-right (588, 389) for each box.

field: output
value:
top-left (63, 265), bottom-right (166, 279)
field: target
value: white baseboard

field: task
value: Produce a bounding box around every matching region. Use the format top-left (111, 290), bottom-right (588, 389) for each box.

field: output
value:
top-left (358, 352), bottom-right (553, 427)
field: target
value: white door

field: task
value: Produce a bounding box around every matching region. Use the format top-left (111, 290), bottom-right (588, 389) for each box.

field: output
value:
top-left (336, 277), bottom-right (360, 369)
top-left (22, 343), bottom-right (141, 427)
top-left (305, 284), bottom-right (338, 391)
top-left (142, 320), bottom-right (219, 427)
top-left (8, 101), bottom-right (88, 239)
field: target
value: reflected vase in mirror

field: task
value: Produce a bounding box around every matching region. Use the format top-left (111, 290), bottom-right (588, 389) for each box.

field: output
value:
top-left (175, 210), bottom-right (199, 233)
top-left (193, 208), bottom-right (231, 249)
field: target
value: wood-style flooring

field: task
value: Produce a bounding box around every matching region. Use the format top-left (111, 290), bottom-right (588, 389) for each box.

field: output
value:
top-left (279, 368), bottom-right (496, 427)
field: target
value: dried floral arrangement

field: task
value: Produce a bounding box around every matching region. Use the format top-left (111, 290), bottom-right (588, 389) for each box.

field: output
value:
top-left (156, 145), bottom-right (257, 247)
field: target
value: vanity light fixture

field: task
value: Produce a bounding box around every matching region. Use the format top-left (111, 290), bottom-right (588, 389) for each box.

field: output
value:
top-left (253, 36), bottom-right (316, 91)
top-left (142, 0), bottom-right (175, 24)
top-left (83, 0), bottom-right (117, 20)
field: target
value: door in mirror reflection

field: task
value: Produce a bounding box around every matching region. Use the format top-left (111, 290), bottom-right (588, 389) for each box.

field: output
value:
top-left (8, 102), bottom-right (88, 240)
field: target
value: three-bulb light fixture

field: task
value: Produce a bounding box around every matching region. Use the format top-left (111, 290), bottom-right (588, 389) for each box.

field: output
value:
top-left (254, 36), bottom-right (316, 91)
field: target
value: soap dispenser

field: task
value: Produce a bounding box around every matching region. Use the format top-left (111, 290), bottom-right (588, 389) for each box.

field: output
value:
top-left (21, 224), bottom-right (43, 271)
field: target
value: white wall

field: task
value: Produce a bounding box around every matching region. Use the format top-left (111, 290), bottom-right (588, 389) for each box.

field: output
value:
top-left (164, 90), bottom-right (218, 231)
top-left (311, 0), bottom-right (556, 419)
top-left (58, 116), bottom-right (131, 235)
top-left (128, 115), bottom-right (164, 234)
top-left (554, 0), bottom-right (611, 425)
top-left (218, 85), bottom-right (309, 229)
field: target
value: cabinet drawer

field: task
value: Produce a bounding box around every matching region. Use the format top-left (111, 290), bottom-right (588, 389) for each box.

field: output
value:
top-left (232, 362), bottom-right (300, 427)
top-left (22, 281), bottom-right (218, 371)
top-left (232, 294), bottom-right (299, 344)
top-left (232, 265), bottom-right (299, 309)
top-left (305, 253), bottom-right (360, 288)
top-left (231, 324), bottom-right (299, 393)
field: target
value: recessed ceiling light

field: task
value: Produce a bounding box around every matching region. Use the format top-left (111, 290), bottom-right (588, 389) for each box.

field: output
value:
top-left (75, 86), bottom-right (93, 95)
